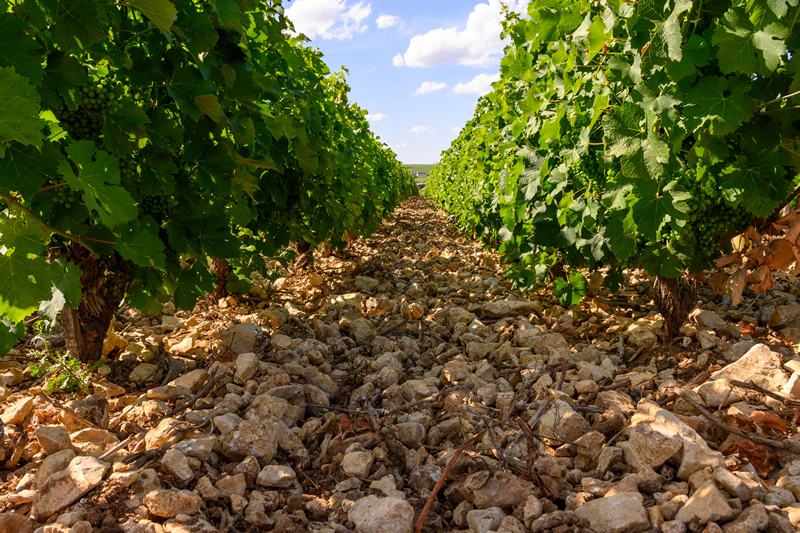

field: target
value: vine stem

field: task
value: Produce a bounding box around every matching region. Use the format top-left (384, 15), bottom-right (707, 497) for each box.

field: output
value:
top-left (755, 90), bottom-right (800, 110)
top-left (0, 192), bottom-right (101, 257)
top-left (790, 5), bottom-right (800, 35)
top-left (38, 182), bottom-right (67, 192)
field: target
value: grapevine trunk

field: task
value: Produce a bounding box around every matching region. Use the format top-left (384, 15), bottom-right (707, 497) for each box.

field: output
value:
top-left (210, 258), bottom-right (232, 302)
top-left (654, 273), bottom-right (698, 342)
top-left (66, 247), bottom-right (133, 363)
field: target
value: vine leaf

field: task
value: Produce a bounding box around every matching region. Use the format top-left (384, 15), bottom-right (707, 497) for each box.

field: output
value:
top-left (606, 209), bottom-right (637, 260)
top-left (195, 94), bottom-right (222, 123)
top-left (58, 140), bottom-right (137, 229)
top-left (712, 8), bottom-right (788, 75)
top-left (0, 141), bottom-right (59, 200)
top-left (684, 76), bottom-right (754, 136)
top-left (49, 259), bottom-right (83, 309)
top-left (631, 180), bottom-right (690, 242)
top-left (553, 273), bottom-right (587, 307)
top-left (48, 0), bottom-right (108, 51)
top-left (114, 225), bottom-right (166, 269)
top-left (0, 251), bottom-right (52, 322)
top-left (129, 0), bottom-right (178, 32)
top-left (641, 241), bottom-right (686, 277)
top-left (0, 13), bottom-right (43, 84)
top-left (0, 66), bottom-right (43, 149)
top-left (41, 51), bottom-right (89, 111)
top-left (720, 154), bottom-right (789, 217)
top-left (102, 100), bottom-right (150, 156)
top-left (603, 103), bottom-right (668, 178)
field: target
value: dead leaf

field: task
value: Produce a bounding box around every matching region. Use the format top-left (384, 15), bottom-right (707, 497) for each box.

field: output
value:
top-left (750, 411), bottom-right (789, 439)
top-left (728, 268), bottom-right (748, 306)
top-left (736, 439), bottom-right (780, 477)
top-left (707, 271), bottom-right (729, 294)
top-left (766, 240), bottom-right (797, 271)
top-left (714, 253), bottom-right (741, 268)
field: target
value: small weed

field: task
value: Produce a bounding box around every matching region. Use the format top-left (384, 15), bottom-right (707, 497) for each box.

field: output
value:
top-left (29, 336), bottom-right (100, 395)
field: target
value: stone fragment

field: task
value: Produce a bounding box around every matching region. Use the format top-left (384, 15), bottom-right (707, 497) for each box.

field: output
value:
top-left (218, 324), bottom-right (261, 354)
top-left (349, 318), bottom-right (377, 345)
top-left (348, 495), bottom-right (414, 533)
top-left (36, 425), bottom-right (71, 455)
top-left (130, 363), bottom-right (159, 382)
top-left (767, 304), bottom-right (800, 328)
top-left (195, 477), bottom-right (220, 501)
top-left (342, 451), bottom-right (374, 478)
top-left (216, 474), bottom-right (246, 498)
top-left (32, 456), bottom-right (110, 521)
top-left (169, 369), bottom-right (208, 394)
top-left (161, 449), bottom-right (193, 482)
top-left (234, 352), bottom-right (259, 384)
top-left (70, 428), bottom-right (119, 454)
top-left (619, 424), bottom-right (682, 470)
top-left (721, 502), bottom-right (769, 533)
top-left (675, 481), bottom-right (736, 524)
top-left (710, 344), bottom-right (788, 390)
top-left (408, 464), bottom-right (443, 493)
top-left (0, 512), bottom-right (37, 533)
top-left (371, 475), bottom-right (404, 499)
top-left (573, 493), bottom-right (650, 533)
top-left (470, 471), bottom-right (533, 509)
top-left (221, 419), bottom-right (279, 462)
top-left (1, 397), bottom-right (32, 425)
top-left (691, 310), bottom-right (730, 335)
top-left (481, 300), bottom-right (541, 318)
top-left (257, 465), bottom-right (297, 488)
top-left (394, 422), bottom-right (426, 448)
top-left (355, 276), bottom-right (380, 293)
top-left (144, 489), bottom-right (202, 518)
top-left (466, 507), bottom-right (505, 533)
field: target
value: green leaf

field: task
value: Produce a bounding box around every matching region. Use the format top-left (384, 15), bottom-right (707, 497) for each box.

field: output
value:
top-left (114, 226), bottom-right (166, 269)
top-left (0, 13), bottom-right (44, 84)
top-left (102, 100), bottom-right (150, 156)
top-left (0, 66), bottom-right (43, 147)
top-left (212, 0), bottom-right (244, 25)
top-left (631, 179), bottom-right (690, 241)
top-left (199, 217), bottom-right (240, 258)
top-left (552, 273), bottom-right (587, 307)
top-left (48, 0), bottom-right (107, 51)
top-left (683, 76), bottom-right (755, 136)
top-left (0, 207), bottom-right (50, 256)
top-left (0, 317), bottom-right (25, 356)
top-left (640, 241), bottom-right (686, 277)
top-left (712, 8), bottom-right (788, 75)
top-left (0, 250), bottom-right (52, 322)
top-left (129, 0), bottom-right (178, 32)
top-left (58, 140), bottom-right (137, 229)
top-left (174, 12), bottom-right (219, 56)
top-left (49, 258), bottom-right (82, 308)
top-left (40, 51), bottom-right (89, 111)
top-left (195, 94), bottom-right (222, 123)
top-left (0, 141), bottom-right (59, 199)
top-left (606, 209), bottom-right (637, 260)
top-left (603, 102), bottom-right (669, 178)
top-left (720, 154), bottom-right (789, 216)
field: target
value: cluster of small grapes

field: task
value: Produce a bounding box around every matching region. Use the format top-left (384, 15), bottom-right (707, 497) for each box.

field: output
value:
top-left (48, 182), bottom-right (80, 210)
top-left (665, 168), bottom-right (751, 258)
top-left (139, 194), bottom-right (177, 222)
top-left (54, 80), bottom-right (120, 142)
top-left (119, 158), bottom-right (138, 185)
top-left (567, 152), bottom-right (605, 198)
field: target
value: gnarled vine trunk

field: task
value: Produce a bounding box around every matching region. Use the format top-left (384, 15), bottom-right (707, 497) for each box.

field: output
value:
top-left (210, 257), bottom-right (232, 302)
top-left (63, 246), bottom-right (133, 363)
top-left (654, 272), bottom-right (697, 342)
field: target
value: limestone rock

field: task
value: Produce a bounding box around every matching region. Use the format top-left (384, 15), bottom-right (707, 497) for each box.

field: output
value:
top-left (722, 502), bottom-right (769, 533)
top-left (1, 397), bottom-right (32, 425)
top-left (710, 344), bottom-right (788, 391)
top-left (348, 495), bottom-right (414, 533)
top-left (257, 465), bottom-right (297, 488)
top-left (161, 449), bottom-right (193, 482)
top-left (342, 451), bottom-right (374, 478)
top-left (469, 471), bottom-right (533, 509)
top-left (218, 324), bottom-right (261, 354)
top-left (36, 425), bottom-right (71, 455)
top-left (574, 493), bottom-right (650, 533)
top-left (619, 424), bottom-right (682, 470)
top-left (481, 300), bottom-right (540, 318)
top-left (144, 489), bottom-right (202, 518)
top-left (0, 512), bottom-right (36, 533)
top-left (466, 507), bottom-right (505, 533)
top-left (675, 481), bottom-right (736, 524)
top-left (33, 456), bottom-right (110, 521)
top-left (234, 352), bottom-right (259, 384)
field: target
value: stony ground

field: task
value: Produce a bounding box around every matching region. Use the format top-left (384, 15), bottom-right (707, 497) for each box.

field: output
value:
top-left (2, 197), bottom-right (800, 533)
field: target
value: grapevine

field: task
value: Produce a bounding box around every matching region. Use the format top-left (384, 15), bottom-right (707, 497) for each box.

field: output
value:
top-left (427, 0), bottom-right (800, 332)
top-left (0, 0), bottom-right (416, 360)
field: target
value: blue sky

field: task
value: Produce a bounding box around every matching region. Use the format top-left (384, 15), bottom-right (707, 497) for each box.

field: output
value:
top-left (284, 0), bottom-right (524, 164)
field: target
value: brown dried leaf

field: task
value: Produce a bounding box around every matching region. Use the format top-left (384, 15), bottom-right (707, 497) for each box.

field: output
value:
top-left (783, 213), bottom-right (800, 245)
top-left (737, 439), bottom-right (780, 477)
top-left (714, 253), bottom-right (742, 268)
top-left (707, 271), bottom-right (729, 294)
top-left (766, 240), bottom-right (797, 271)
top-left (728, 268), bottom-right (748, 306)
top-left (750, 265), bottom-right (775, 293)
top-left (750, 411), bottom-right (789, 439)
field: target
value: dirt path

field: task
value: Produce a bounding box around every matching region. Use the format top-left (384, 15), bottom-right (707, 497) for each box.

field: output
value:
top-left (1, 197), bottom-right (800, 533)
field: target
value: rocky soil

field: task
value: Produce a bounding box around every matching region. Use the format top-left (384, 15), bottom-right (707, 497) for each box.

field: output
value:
top-left (3, 196), bottom-right (800, 533)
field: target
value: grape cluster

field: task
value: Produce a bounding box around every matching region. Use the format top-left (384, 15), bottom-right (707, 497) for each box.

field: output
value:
top-left (139, 194), bottom-right (177, 221)
top-left (119, 158), bottom-right (138, 184)
top-left (54, 80), bottom-right (120, 142)
top-left (568, 152), bottom-right (605, 197)
top-left (665, 168), bottom-right (751, 258)
top-left (51, 183), bottom-right (80, 210)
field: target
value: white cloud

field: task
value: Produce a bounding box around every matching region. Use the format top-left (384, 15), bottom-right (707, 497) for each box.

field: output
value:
top-left (451, 126), bottom-right (462, 134)
top-left (453, 72), bottom-right (500, 95)
top-left (393, 0), bottom-right (524, 68)
top-left (286, 0), bottom-right (372, 40)
top-left (414, 81), bottom-right (448, 95)
top-left (365, 112), bottom-right (388, 121)
top-left (376, 14), bottom-right (401, 28)
top-left (392, 142), bottom-right (408, 149)
top-left (410, 126), bottom-right (435, 134)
